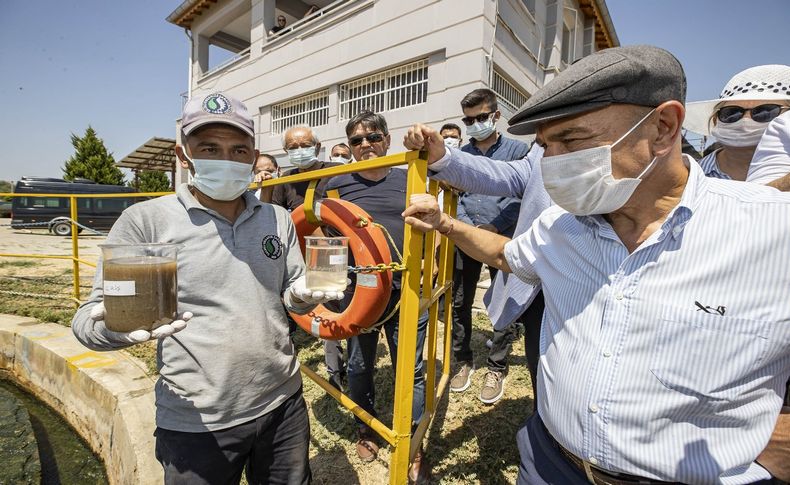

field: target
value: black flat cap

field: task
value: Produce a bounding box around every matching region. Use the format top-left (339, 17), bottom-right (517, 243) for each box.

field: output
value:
top-left (507, 45), bottom-right (686, 135)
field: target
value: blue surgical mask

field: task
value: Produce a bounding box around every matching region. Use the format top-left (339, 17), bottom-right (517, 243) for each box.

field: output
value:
top-left (185, 154), bottom-right (253, 201)
top-left (287, 146), bottom-right (318, 168)
top-left (330, 156), bottom-right (351, 164)
top-left (466, 117), bottom-right (496, 141)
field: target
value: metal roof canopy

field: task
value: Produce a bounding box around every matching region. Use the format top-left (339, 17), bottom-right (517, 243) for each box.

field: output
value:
top-left (117, 137), bottom-right (177, 172)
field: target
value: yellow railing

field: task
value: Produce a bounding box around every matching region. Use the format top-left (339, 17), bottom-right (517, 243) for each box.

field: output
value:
top-left (257, 152), bottom-right (458, 483)
top-left (1, 151), bottom-right (457, 483)
top-left (0, 191), bottom-right (173, 303)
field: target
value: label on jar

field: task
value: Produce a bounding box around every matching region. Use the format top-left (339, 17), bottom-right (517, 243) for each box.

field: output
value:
top-left (104, 281), bottom-right (136, 296)
top-left (329, 255), bottom-right (346, 265)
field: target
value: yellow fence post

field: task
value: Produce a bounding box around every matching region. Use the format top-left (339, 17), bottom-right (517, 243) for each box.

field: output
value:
top-left (70, 196), bottom-right (80, 305)
top-left (389, 155), bottom-right (428, 484)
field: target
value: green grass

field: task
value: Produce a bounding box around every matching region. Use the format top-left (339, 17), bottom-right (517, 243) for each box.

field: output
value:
top-left (0, 260), bottom-right (38, 268)
top-left (0, 271), bottom-right (535, 484)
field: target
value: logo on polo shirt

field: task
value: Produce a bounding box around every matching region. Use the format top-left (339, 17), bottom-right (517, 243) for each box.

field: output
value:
top-left (262, 234), bottom-right (283, 259)
top-left (203, 93), bottom-right (232, 114)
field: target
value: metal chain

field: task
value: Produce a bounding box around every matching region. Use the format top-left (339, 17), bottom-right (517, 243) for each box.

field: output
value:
top-left (0, 289), bottom-right (72, 301)
top-left (350, 222), bottom-right (407, 332)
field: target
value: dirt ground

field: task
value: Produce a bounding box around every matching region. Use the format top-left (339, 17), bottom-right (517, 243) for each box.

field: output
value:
top-left (0, 217), bottom-right (532, 484)
top-left (0, 218), bottom-right (102, 278)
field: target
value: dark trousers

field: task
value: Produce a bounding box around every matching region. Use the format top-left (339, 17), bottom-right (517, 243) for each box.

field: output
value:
top-left (347, 291), bottom-right (428, 429)
top-left (155, 389), bottom-right (311, 485)
top-left (516, 413), bottom-right (780, 485)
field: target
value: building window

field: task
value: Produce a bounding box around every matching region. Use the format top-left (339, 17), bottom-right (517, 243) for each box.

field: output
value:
top-left (339, 59), bottom-right (428, 120)
top-left (491, 68), bottom-right (529, 112)
top-left (561, 24), bottom-right (574, 65)
top-left (271, 90), bottom-right (330, 134)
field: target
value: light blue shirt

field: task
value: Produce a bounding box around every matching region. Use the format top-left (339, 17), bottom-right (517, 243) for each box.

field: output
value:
top-left (430, 144), bottom-right (551, 329)
top-left (504, 157), bottom-right (790, 483)
top-left (698, 149), bottom-right (732, 180)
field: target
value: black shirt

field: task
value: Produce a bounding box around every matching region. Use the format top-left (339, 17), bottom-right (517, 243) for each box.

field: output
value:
top-left (271, 161), bottom-right (341, 211)
top-left (322, 168), bottom-right (407, 288)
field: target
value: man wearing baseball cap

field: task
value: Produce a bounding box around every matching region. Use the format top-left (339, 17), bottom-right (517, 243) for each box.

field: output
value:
top-left (72, 92), bottom-right (341, 484)
top-left (403, 46), bottom-right (790, 484)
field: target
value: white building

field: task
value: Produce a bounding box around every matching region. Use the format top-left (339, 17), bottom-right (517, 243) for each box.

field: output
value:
top-left (167, 0), bottom-right (618, 176)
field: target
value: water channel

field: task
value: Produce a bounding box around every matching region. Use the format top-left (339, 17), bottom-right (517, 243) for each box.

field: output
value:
top-left (0, 378), bottom-right (108, 484)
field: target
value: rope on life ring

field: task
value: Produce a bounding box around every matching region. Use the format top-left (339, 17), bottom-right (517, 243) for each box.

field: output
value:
top-left (290, 198), bottom-right (393, 340)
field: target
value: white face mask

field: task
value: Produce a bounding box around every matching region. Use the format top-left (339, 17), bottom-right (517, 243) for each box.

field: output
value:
top-left (466, 117), bottom-right (496, 141)
top-left (710, 117), bottom-right (769, 147)
top-left (185, 155), bottom-right (253, 201)
top-left (287, 146), bottom-right (318, 168)
top-left (330, 156), bottom-right (350, 164)
top-left (540, 109), bottom-right (658, 216)
top-left (444, 137), bottom-right (460, 148)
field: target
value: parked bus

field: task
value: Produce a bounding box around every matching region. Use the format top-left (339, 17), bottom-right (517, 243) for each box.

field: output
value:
top-left (10, 177), bottom-right (143, 236)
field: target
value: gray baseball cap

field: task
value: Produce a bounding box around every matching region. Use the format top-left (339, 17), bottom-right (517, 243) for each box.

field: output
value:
top-left (507, 45), bottom-right (686, 135)
top-left (182, 92), bottom-right (255, 138)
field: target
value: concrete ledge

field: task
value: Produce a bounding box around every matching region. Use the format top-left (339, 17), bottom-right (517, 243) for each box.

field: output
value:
top-left (0, 314), bottom-right (162, 485)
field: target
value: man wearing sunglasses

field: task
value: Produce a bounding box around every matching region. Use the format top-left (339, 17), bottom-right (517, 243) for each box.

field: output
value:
top-left (446, 88), bottom-right (537, 407)
top-left (685, 64), bottom-right (790, 181)
top-left (319, 111), bottom-right (430, 483)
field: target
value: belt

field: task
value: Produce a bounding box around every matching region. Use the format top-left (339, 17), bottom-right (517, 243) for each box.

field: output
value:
top-left (542, 421), bottom-right (678, 485)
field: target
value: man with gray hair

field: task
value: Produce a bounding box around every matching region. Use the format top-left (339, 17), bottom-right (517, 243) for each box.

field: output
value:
top-left (271, 124), bottom-right (341, 211)
top-left (403, 46), bottom-right (790, 484)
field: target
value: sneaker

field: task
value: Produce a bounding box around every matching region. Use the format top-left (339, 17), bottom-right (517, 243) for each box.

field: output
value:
top-left (479, 370), bottom-right (505, 404)
top-left (449, 361), bottom-right (475, 392)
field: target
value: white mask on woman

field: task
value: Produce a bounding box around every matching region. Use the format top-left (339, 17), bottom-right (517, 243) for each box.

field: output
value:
top-left (710, 117), bottom-right (769, 147)
top-left (540, 109), bottom-right (658, 216)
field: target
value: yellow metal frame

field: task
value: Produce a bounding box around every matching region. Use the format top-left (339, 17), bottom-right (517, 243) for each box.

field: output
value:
top-left (0, 191), bottom-right (173, 304)
top-left (257, 151), bottom-right (458, 484)
top-left (1, 152), bottom-right (457, 483)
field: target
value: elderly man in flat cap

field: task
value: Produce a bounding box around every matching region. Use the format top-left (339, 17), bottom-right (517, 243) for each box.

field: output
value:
top-left (403, 45), bottom-right (790, 484)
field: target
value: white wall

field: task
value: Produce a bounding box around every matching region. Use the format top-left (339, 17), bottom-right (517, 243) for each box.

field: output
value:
top-left (175, 0), bottom-right (606, 180)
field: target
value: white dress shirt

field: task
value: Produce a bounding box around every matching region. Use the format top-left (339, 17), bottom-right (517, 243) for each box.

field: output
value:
top-left (504, 157), bottom-right (790, 484)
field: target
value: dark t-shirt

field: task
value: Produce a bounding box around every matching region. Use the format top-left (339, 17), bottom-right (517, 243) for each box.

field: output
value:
top-left (271, 161), bottom-right (341, 211)
top-left (322, 168), bottom-right (407, 289)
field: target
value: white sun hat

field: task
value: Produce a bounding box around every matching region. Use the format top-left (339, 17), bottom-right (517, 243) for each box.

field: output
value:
top-left (684, 64), bottom-right (790, 136)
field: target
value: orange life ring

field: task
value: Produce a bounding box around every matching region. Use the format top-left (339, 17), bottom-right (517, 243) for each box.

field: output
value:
top-left (290, 198), bottom-right (393, 340)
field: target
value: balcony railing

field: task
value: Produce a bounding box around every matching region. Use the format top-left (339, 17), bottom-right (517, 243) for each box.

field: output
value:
top-left (199, 46), bottom-right (251, 81)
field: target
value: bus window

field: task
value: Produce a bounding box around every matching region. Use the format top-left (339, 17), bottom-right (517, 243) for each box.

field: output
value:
top-left (93, 198), bottom-right (130, 212)
top-left (29, 197), bottom-right (63, 208)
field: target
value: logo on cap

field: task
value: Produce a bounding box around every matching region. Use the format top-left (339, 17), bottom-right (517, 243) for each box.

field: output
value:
top-left (202, 93), bottom-right (232, 114)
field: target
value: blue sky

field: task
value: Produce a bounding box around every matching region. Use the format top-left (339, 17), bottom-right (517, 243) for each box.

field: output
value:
top-left (1, 0), bottom-right (788, 182)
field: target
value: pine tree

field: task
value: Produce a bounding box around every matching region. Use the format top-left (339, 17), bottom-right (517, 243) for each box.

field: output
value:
top-left (62, 126), bottom-right (125, 185)
top-left (135, 170), bottom-right (171, 193)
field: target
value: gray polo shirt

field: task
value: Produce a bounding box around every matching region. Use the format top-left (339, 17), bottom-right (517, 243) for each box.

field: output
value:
top-left (72, 184), bottom-right (309, 432)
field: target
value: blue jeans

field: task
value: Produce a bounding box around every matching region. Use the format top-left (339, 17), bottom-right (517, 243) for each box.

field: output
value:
top-left (346, 290), bottom-right (428, 430)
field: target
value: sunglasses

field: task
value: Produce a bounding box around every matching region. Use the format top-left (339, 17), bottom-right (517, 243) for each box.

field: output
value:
top-left (349, 132), bottom-right (385, 146)
top-left (715, 104), bottom-right (789, 124)
top-left (461, 111), bottom-right (495, 126)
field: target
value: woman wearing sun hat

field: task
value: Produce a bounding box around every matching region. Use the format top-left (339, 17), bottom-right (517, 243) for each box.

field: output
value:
top-left (684, 64), bottom-right (790, 181)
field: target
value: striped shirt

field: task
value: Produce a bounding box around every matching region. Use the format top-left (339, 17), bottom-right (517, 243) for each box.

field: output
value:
top-left (430, 144), bottom-right (551, 330)
top-left (698, 149), bottom-right (732, 180)
top-left (504, 157), bottom-right (790, 484)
